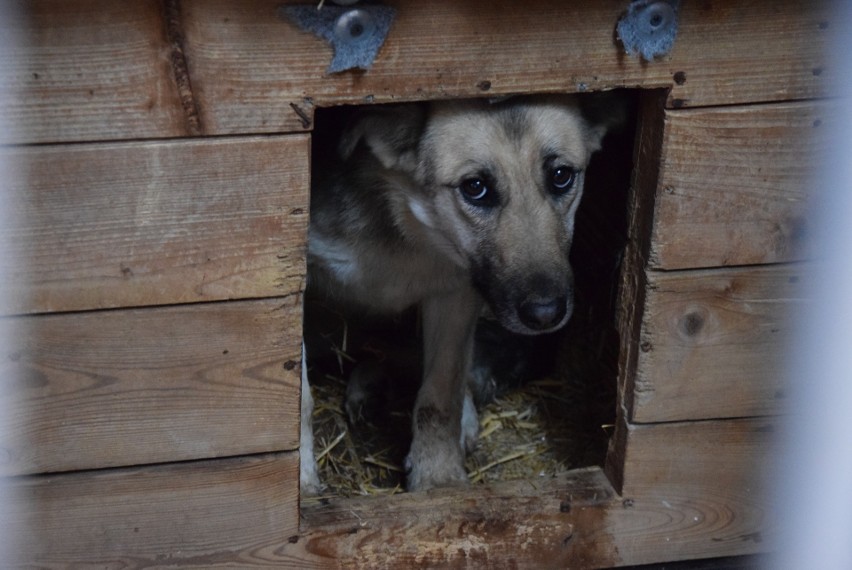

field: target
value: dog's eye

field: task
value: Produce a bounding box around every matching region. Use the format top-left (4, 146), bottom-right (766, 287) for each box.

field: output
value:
top-left (550, 166), bottom-right (577, 194)
top-left (459, 178), bottom-right (492, 204)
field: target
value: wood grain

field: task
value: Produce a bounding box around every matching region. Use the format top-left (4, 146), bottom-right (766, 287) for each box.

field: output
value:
top-left (0, 0), bottom-right (187, 144)
top-left (282, 418), bottom-right (773, 568)
top-left (0, 299), bottom-right (301, 475)
top-left (1, 135), bottom-right (309, 315)
top-left (651, 101), bottom-right (828, 269)
top-left (7, 453), bottom-right (300, 567)
top-left (296, 469), bottom-right (619, 569)
top-left (8, 419), bottom-right (774, 567)
top-left (180, 0), bottom-right (830, 135)
top-left (633, 264), bottom-right (805, 423)
top-left (618, 418), bottom-right (776, 564)
top-left (608, 91), bottom-right (666, 491)
top-left (2, 0), bottom-right (831, 142)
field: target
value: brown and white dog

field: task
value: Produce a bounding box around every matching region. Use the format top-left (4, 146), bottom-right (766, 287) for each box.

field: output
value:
top-left (301, 94), bottom-right (621, 493)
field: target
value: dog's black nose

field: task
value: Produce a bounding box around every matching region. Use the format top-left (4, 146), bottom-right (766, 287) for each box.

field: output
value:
top-left (518, 296), bottom-right (568, 331)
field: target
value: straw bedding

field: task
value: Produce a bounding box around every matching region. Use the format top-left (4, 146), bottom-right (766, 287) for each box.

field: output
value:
top-left (303, 301), bottom-right (615, 499)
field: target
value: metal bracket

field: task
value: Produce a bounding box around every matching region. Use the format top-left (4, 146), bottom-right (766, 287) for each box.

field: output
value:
top-left (280, 3), bottom-right (396, 74)
top-left (617, 0), bottom-right (681, 61)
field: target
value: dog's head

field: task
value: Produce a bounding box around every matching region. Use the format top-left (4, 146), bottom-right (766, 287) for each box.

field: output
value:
top-left (340, 94), bottom-right (623, 335)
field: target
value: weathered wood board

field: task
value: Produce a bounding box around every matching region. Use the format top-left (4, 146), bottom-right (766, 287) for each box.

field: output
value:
top-left (617, 418), bottom-right (775, 564)
top-left (0, 299), bottom-right (301, 476)
top-left (0, 0), bottom-right (188, 144)
top-left (1, 135), bottom-right (309, 315)
top-left (632, 264), bottom-right (804, 423)
top-left (296, 469), bottom-right (618, 569)
top-left (7, 452), bottom-right (300, 567)
top-left (279, 418), bottom-right (773, 568)
top-left (9, 418), bottom-right (773, 567)
top-left (651, 101), bottom-right (828, 270)
top-left (613, 91), bottom-right (666, 467)
top-left (180, 0), bottom-right (829, 135)
top-left (2, 0), bottom-right (832, 143)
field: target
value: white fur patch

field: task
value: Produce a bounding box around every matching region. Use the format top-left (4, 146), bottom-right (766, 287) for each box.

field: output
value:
top-left (460, 390), bottom-right (479, 453)
top-left (300, 346), bottom-right (321, 494)
top-left (408, 198), bottom-right (434, 228)
top-left (309, 233), bottom-right (360, 282)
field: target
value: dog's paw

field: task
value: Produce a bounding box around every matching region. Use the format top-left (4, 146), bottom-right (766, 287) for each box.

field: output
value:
top-left (404, 438), bottom-right (468, 492)
top-left (404, 456), bottom-right (468, 492)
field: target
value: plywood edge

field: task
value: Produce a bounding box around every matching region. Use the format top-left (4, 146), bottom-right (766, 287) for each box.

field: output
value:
top-left (609, 91), bottom-right (667, 489)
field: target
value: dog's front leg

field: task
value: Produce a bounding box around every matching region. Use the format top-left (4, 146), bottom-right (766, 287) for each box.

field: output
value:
top-left (406, 285), bottom-right (482, 491)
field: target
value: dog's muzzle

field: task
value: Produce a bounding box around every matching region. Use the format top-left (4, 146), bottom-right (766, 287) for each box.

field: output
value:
top-left (472, 261), bottom-right (574, 335)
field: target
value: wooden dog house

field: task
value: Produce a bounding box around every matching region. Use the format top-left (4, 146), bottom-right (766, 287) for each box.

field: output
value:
top-left (1, 0), bottom-right (829, 566)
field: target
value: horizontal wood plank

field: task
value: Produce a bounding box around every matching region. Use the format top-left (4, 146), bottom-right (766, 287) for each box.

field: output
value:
top-left (6, 420), bottom-right (774, 567)
top-left (283, 418), bottom-right (773, 567)
top-left (633, 265), bottom-right (804, 423)
top-left (1, 135), bottom-right (309, 315)
top-left (180, 0), bottom-right (830, 135)
top-left (0, 299), bottom-right (301, 475)
top-left (7, 453), bottom-right (300, 567)
top-left (3, 0), bottom-right (832, 141)
top-left (651, 101), bottom-right (828, 269)
top-left (297, 469), bottom-right (619, 569)
top-left (1, 0), bottom-right (188, 144)
top-left (617, 418), bottom-right (776, 565)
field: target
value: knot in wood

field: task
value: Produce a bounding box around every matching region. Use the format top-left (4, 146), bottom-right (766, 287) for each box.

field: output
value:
top-left (679, 309), bottom-right (706, 338)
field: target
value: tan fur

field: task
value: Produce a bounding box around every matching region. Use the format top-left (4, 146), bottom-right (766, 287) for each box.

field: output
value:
top-left (302, 95), bottom-right (617, 492)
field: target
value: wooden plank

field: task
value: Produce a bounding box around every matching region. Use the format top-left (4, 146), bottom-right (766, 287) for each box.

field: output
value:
top-left (633, 265), bottom-right (804, 423)
top-left (1, 135), bottom-right (309, 315)
top-left (296, 469), bottom-right (620, 569)
top-left (0, 299), bottom-right (301, 475)
top-left (180, 0), bottom-right (830, 135)
top-left (651, 101), bottom-right (828, 270)
top-left (617, 418), bottom-right (776, 565)
top-left (7, 421), bottom-right (772, 567)
top-left (608, 91), bottom-right (666, 491)
top-left (279, 419), bottom-right (773, 568)
top-left (0, 0), bottom-right (188, 144)
top-left (7, 452), bottom-right (301, 567)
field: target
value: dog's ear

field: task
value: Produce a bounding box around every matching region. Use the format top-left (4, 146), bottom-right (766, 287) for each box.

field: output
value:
top-left (338, 104), bottom-right (427, 172)
top-left (580, 90), bottom-right (632, 153)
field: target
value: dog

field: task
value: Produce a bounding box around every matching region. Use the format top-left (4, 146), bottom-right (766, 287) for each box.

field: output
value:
top-left (300, 94), bottom-right (621, 493)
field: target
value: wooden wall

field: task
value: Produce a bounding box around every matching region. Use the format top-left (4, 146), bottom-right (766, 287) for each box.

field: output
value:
top-left (1, 0), bottom-right (830, 566)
